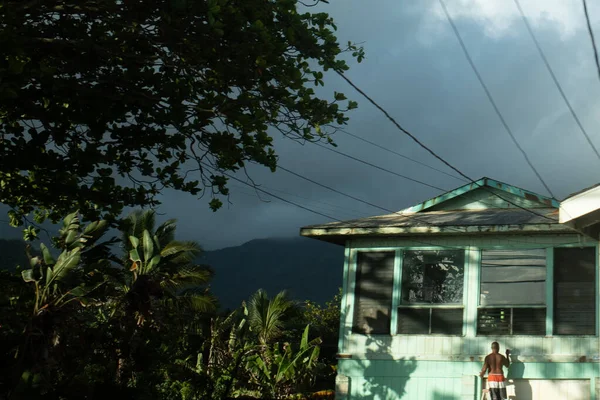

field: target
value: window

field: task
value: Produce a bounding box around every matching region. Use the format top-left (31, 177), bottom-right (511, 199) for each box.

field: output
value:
top-left (352, 251), bottom-right (395, 334)
top-left (477, 249), bottom-right (546, 335)
top-left (398, 250), bottom-right (465, 335)
top-left (554, 247), bottom-right (596, 335)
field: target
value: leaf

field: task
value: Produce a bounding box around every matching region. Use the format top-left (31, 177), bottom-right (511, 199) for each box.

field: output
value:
top-left (40, 243), bottom-right (55, 265)
top-left (300, 324), bottom-right (310, 350)
top-left (334, 91), bottom-right (347, 101)
top-left (69, 282), bottom-right (102, 297)
top-left (45, 267), bottom-right (53, 286)
top-left (22, 226), bottom-right (39, 241)
top-left (142, 229), bottom-right (154, 262)
top-left (21, 269), bottom-right (36, 282)
top-left (62, 211), bottom-right (79, 229)
top-left (8, 210), bottom-right (22, 227)
top-left (64, 228), bottom-right (78, 246)
top-left (146, 254), bottom-right (161, 272)
top-left (129, 235), bottom-right (140, 249)
top-left (51, 248), bottom-right (81, 283)
top-left (83, 220), bottom-right (107, 237)
top-left (129, 248), bottom-right (141, 263)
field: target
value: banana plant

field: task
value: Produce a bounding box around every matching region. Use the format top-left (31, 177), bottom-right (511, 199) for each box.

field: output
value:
top-left (119, 210), bottom-right (215, 327)
top-left (21, 211), bottom-right (110, 317)
top-left (246, 325), bottom-right (322, 398)
top-left (15, 212), bottom-right (112, 392)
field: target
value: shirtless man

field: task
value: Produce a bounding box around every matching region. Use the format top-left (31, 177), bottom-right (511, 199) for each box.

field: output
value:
top-left (479, 342), bottom-right (510, 400)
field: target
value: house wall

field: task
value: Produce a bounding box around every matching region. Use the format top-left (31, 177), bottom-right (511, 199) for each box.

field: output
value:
top-left (337, 233), bottom-right (600, 400)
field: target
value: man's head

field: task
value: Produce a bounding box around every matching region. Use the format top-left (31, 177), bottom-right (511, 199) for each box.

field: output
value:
top-left (491, 342), bottom-right (500, 352)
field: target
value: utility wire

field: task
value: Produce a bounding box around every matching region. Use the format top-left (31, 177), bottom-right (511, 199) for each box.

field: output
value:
top-left (201, 163), bottom-right (341, 222)
top-left (277, 164), bottom-right (397, 215)
top-left (260, 184), bottom-right (366, 218)
top-left (333, 71), bottom-right (555, 222)
top-left (338, 129), bottom-right (467, 182)
top-left (231, 184), bottom-right (361, 220)
top-left (583, 0), bottom-right (600, 82)
top-left (269, 23), bottom-right (556, 223)
top-left (282, 19), bottom-right (556, 221)
top-left (313, 142), bottom-right (448, 191)
top-left (276, 163), bottom-right (559, 247)
top-left (438, 0), bottom-right (556, 199)
top-left (514, 0), bottom-right (600, 162)
top-left (333, 131), bottom-right (510, 210)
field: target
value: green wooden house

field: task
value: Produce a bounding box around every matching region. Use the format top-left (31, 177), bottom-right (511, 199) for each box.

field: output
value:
top-left (300, 178), bottom-right (600, 400)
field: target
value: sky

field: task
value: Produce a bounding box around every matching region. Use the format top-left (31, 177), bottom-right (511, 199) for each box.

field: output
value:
top-left (3, 0), bottom-right (600, 250)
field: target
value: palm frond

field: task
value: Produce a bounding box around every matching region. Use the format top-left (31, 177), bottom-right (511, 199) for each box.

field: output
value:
top-left (121, 209), bottom-right (156, 250)
top-left (248, 289), bottom-right (293, 345)
top-left (160, 240), bottom-right (202, 263)
top-left (155, 219), bottom-right (177, 248)
top-left (174, 265), bottom-right (214, 282)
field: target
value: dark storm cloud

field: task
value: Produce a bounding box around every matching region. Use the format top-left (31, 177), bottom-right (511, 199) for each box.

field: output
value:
top-left (144, 0), bottom-right (600, 249)
top-left (3, 1), bottom-right (600, 249)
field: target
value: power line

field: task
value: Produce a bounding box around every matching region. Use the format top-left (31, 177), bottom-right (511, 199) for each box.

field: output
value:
top-left (276, 163), bottom-right (561, 247)
top-left (583, 0), bottom-right (600, 82)
top-left (313, 142), bottom-right (448, 191)
top-left (438, 0), bottom-right (557, 199)
top-left (514, 0), bottom-right (600, 162)
top-left (277, 164), bottom-right (396, 214)
top-left (333, 71), bottom-right (555, 223)
top-left (230, 183), bottom-right (362, 220)
top-left (333, 131), bottom-right (512, 210)
top-left (258, 185), bottom-right (366, 218)
top-left (201, 163), bottom-right (341, 222)
top-left (281, 19), bottom-right (555, 222)
top-left (338, 129), bottom-right (467, 182)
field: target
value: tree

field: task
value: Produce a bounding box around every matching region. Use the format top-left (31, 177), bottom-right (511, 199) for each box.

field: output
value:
top-left (0, 0), bottom-right (364, 226)
top-left (118, 209), bottom-right (215, 324)
top-left (10, 212), bottom-right (112, 396)
top-left (247, 289), bottom-right (294, 346)
top-left (112, 209), bottom-right (215, 383)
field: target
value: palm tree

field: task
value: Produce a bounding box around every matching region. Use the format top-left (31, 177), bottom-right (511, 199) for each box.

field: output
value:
top-left (119, 209), bottom-right (216, 325)
top-left (247, 289), bottom-right (294, 345)
top-left (114, 209), bottom-right (216, 384)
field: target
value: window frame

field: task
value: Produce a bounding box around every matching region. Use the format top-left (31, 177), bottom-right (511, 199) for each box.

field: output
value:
top-left (395, 247), bottom-right (467, 336)
top-left (347, 247), bottom-right (400, 337)
top-left (346, 243), bottom-right (599, 339)
top-left (476, 247), bottom-right (548, 337)
top-left (552, 245), bottom-right (598, 337)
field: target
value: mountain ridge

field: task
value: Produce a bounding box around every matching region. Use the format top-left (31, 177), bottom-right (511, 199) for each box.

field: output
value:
top-left (0, 236), bottom-right (344, 310)
top-left (200, 236), bottom-right (344, 309)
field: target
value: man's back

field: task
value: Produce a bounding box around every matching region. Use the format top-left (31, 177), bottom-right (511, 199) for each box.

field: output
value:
top-left (486, 353), bottom-right (507, 374)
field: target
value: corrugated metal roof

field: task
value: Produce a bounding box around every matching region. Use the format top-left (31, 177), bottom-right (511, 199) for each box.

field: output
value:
top-left (299, 208), bottom-right (573, 244)
top-left (303, 208), bottom-right (560, 230)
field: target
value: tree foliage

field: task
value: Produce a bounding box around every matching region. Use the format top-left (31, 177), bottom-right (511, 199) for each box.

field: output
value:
top-left (0, 0), bottom-right (363, 225)
top-left (0, 211), bottom-right (334, 399)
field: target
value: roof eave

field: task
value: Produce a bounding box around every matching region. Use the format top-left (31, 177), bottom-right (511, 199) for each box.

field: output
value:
top-left (300, 223), bottom-right (573, 239)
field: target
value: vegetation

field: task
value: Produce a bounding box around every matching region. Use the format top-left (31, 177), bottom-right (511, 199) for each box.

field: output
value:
top-left (0, 210), bottom-right (341, 399)
top-left (1, 1), bottom-right (353, 397)
top-left (0, 0), bottom-right (363, 227)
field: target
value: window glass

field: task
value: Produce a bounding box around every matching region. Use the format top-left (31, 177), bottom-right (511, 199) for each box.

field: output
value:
top-left (401, 250), bottom-right (465, 304)
top-left (352, 251), bottom-right (395, 334)
top-left (554, 247), bottom-right (596, 335)
top-left (480, 249), bottom-right (546, 306)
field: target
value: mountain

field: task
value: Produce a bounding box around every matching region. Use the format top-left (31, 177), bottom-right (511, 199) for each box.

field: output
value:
top-left (0, 236), bottom-right (345, 310)
top-left (199, 236), bottom-right (344, 310)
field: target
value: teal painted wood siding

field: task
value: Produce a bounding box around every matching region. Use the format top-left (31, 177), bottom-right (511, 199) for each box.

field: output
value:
top-left (336, 233), bottom-right (600, 400)
top-left (338, 359), bottom-right (597, 399)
